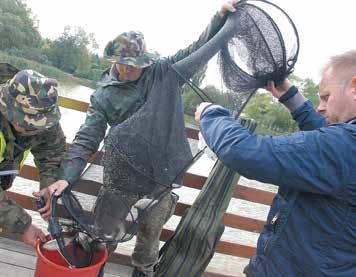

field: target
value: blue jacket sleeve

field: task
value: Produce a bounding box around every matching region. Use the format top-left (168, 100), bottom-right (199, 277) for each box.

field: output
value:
top-left (200, 107), bottom-right (350, 196)
top-left (278, 86), bottom-right (326, 131)
top-left (292, 100), bottom-right (326, 131)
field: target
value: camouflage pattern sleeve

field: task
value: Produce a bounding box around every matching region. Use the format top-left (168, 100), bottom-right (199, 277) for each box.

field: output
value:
top-left (31, 123), bottom-right (66, 189)
top-left (58, 94), bottom-right (108, 185)
top-left (0, 186), bottom-right (32, 235)
top-left (168, 12), bottom-right (227, 64)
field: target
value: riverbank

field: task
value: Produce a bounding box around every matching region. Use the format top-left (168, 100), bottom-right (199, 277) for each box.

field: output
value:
top-left (0, 51), bottom-right (96, 88)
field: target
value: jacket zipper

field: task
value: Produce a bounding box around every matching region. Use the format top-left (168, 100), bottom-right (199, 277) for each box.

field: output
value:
top-left (263, 212), bottom-right (280, 254)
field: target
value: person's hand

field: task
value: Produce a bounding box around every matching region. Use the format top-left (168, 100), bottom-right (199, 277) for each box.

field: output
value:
top-left (195, 102), bottom-right (212, 122)
top-left (265, 80), bottom-right (293, 99)
top-left (21, 224), bottom-right (46, 248)
top-left (32, 180), bottom-right (69, 220)
top-left (219, 0), bottom-right (238, 17)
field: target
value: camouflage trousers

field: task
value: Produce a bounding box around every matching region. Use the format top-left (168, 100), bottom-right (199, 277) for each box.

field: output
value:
top-left (95, 187), bottom-right (177, 276)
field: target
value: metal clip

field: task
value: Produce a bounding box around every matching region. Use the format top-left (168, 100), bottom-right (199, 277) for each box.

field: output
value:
top-left (271, 212), bottom-right (280, 225)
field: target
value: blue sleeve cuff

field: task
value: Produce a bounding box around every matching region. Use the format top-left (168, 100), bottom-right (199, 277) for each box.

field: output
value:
top-left (279, 86), bottom-right (299, 103)
top-left (200, 104), bottom-right (224, 120)
top-left (279, 86), bottom-right (307, 112)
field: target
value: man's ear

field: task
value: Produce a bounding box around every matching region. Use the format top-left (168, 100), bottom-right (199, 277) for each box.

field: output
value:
top-left (352, 76), bottom-right (356, 100)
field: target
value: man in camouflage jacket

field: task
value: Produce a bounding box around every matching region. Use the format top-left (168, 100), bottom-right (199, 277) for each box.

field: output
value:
top-left (39, 1), bottom-right (237, 276)
top-left (0, 68), bottom-right (66, 247)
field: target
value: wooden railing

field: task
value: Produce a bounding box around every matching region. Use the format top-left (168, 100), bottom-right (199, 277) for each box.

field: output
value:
top-left (5, 96), bottom-right (276, 276)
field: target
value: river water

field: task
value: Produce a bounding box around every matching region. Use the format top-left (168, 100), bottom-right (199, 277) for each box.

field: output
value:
top-left (10, 85), bottom-right (277, 276)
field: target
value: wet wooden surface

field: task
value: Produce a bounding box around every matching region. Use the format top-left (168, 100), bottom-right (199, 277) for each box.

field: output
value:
top-left (0, 237), bottom-right (132, 277)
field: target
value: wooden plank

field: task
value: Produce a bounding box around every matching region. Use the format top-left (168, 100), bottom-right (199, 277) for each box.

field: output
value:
top-left (109, 250), bottom-right (237, 277)
top-left (159, 229), bottom-right (255, 259)
top-left (18, 167), bottom-right (268, 232)
top-left (0, 237), bottom-right (36, 257)
top-left (185, 126), bottom-right (199, 140)
top-left (5, 192), bottom-right (257, 259)
top-left (0, 262), bottom-right (34, 277)
top-left (183, 172), bottom-right (207, 190)
top-left (183, 172), bottom-right (275, 205)
top-left (173, 202), bottom-right (265, 233)
top-left (20, 165), bottom-right (39, 181)
top-left (0, 248), bottom-right (36, 270)
top-left (0, 236), bottom-right (232, 277)
top-left (215, 241), bottom-right (256, 259)
top-left (234, 185), bottom-right (275, 206)
top-left (7, 183), bottom-right (266, 234)
top-left (104, 260), bottom-right (132, 277)
top-left (0, 236), bottom-right (128, 277)
top-left (20, 165), bottom-right (275, 206)
top-left (58, 96), bottom-right (89, 113)
top-left (222, 213), bottom-right (264, 233)
top-left (58, 96), bottom-right (199, 140)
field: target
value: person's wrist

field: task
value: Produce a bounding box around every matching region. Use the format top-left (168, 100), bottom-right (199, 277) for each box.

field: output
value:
top-left (279, 86), bottom-right (298, 103)
top-left (200, 104), bottom-right (221, 120)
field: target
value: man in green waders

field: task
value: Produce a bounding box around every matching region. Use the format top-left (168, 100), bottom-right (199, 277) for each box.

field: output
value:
top-left (0, 68), bottom-right (66, 247)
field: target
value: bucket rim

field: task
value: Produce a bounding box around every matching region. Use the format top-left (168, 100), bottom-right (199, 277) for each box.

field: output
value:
top-left (36, 234), bottom-right (108, 271)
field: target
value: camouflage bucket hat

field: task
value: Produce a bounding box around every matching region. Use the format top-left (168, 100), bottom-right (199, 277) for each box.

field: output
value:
top-left (0, 70), bottom-right (61, 130)
top-left (104, 31), bottom-right (160, 68)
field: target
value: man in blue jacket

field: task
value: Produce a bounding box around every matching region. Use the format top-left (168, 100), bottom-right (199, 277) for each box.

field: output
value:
top-left (195, 50), bottom-right (356, 276)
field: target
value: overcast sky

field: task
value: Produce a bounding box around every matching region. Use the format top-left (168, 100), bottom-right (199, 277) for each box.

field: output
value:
top-left (25, 0), bottom-right (356, 86)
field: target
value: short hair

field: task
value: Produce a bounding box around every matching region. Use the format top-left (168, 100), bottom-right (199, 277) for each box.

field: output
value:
top-left (322, 50), bottom-right (356, 86)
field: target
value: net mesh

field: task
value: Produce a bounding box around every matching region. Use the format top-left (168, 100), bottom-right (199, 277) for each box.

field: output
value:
top-left (217, 0), bottom-right (299, 112)
top-left (45, 194), bottom-right (94, 268)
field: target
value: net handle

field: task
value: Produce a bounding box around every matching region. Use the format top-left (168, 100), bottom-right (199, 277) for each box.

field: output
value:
top-left (49, 193), bottom-right (93, 268)
top-left (48, 194), bottom-right (74, 266)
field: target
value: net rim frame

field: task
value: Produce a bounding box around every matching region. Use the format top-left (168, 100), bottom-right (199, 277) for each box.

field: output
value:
top-left (222, 0), bottom-right (300, 81)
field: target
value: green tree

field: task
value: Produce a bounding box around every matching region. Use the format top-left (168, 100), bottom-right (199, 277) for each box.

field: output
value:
top-left (47, 26), bottom-right (98, 74)
top-left (243, 76), bottom-right (320, 135)
top-left (0, 0), bottom-right (41, 50)
top-left (300, 78), bottom-right (319, 106)
top-left (243, 91), bottom-right (298, 135)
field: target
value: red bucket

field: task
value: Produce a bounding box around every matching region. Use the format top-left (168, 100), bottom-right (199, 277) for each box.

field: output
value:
top-left (34, 235), bottom-right (108, 277)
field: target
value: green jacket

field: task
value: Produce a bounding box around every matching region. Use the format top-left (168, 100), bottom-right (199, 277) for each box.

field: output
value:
top-left (59, 12), bottom-right (226, 185)
top-left (0, 114), bottom-right (66, 234)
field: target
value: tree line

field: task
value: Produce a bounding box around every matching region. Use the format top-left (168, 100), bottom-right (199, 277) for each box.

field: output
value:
top-left (0, 0), bottom-right (109, 81)
top-left (182, 68), bottom-right (320, 134)
top-left (0, 0), bottom-right (320, 135)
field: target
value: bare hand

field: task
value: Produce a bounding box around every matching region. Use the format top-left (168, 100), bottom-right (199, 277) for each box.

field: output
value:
top-left (32, 180), bottom-right (69, 220)
top-left (21, 224), bottom-right (46, 248)
top-left (219, 0), bottom-right (238, 17)
top-left (265, 80), bottom-right (293, 99)
top-left (195, 102), bottom-right (212, 122)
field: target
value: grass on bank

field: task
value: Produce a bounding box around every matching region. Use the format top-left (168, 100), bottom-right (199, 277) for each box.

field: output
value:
top-left (0, 51), bottom-right (96, 88)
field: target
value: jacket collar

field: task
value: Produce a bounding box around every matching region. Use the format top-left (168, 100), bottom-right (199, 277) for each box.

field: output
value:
top-left (98, 65), bottom-right (141, 87)
top-left (346, 117), bottom-right (356, 124)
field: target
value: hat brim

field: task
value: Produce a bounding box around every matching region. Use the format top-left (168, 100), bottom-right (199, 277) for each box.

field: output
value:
top-left (0, 84), bottom-right (61, 130)
top-left (107, 51), bottom-right (160, 68)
